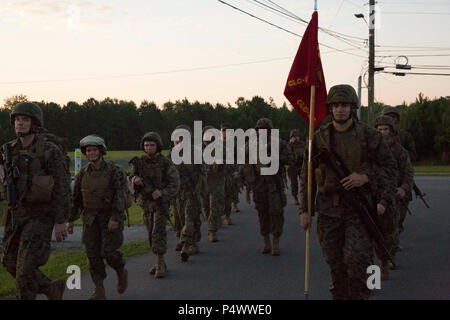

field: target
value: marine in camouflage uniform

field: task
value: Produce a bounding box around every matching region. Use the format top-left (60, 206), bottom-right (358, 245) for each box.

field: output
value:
top-left (170, 125), bottom-right (206, 261)
top-left (381, 106), bottom-right (416, 236)
top-left (221, 122), bottom-right (239, 225)
top-left (0, 102), bottom-right (71, 300)
top-left (299, 85), bottom-right (397, 300)
top-left (202, 125), bottom-right (226, 242)
top-left (68, 135), bottom-right (128, 300)
top-left (287, 129), bottom-right (306, 205)
top-left (374, 116), bottom-right (414, 277)
top-left (381, 106), bottom-right (417, 163)
top-left (130, 132), bottom-right (180, 278)
top-left (239, 118), bottom-right (295, 256)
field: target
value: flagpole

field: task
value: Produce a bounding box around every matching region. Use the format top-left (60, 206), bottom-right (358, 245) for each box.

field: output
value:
top-left (305, 85), bottom-right (316, 300)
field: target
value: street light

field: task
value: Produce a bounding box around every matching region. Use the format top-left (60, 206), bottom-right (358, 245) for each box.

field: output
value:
top-left (354, 13), bottom-right (368, 26)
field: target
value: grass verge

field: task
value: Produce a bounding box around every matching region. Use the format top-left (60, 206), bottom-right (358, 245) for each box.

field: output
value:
top-left (0, 240), bottom-right (150, 300)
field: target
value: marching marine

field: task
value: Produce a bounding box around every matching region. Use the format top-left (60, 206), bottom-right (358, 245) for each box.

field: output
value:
top-left (240, 118), bottom-right (295, 256)
top-left (381, 106), bottom-right (417, 163)
top-left (287, 129), bottom-right (306, 205)
top-left (129, 132), bottom-right (180, 278)
top-left (0, 102), bottom-right (71, 300)
top-left (299, 85), bottom-right (397, 300)
top-left (374, 115), bottom-right (414, 276)
top-left (171, 125), bottom-right (206, 261)
top-left (68, 135), bottom-right (128, 300)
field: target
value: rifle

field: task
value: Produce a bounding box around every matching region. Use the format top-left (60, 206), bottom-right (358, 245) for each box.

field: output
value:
top-left (3, 143), bottom-right (20, 228)
top-left (129, 157), bottom-right (174, 228)
top-left (413, 183), bottom-right (430, 209)
top-left (318, 148), bottom-right (396, 267)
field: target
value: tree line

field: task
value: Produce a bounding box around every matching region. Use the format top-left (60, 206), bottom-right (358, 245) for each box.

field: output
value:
top-left (1, 93), bottom-right (448, 162)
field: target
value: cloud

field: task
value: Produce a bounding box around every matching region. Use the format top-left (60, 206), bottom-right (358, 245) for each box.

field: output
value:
top-left (3, 0), bottom-right (127, 29)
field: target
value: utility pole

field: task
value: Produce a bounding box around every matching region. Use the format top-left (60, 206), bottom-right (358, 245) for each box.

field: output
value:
top-left (368, 0), bottom-right (375, 125)
top-left (357, 75), bottom-right (362, 120)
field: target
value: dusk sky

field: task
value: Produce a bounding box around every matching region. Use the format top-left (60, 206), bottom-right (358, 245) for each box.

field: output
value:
top-left (0, 0), bottom-right (449, 109)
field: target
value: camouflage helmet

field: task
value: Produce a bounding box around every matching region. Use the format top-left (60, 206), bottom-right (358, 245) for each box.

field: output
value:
top-left (10, 102), bottom-right (44, 127)
top-left (290, 129), bottom-right (301, 138)
top-left (381, 106), bottom-right (400, 122)
top-left (80, 135), bottom-right (107, 155)
top-left (326, 84), bottom-right (358, 109)
top-left (141, 132), bottom-right (163, 151)
top-left (374, 115), bottom-right (397, 134)
top-left (255, 118), bottom-right (273, 129)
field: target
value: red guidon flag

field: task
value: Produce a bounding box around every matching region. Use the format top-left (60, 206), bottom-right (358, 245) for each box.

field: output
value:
top-left (284, 11), bottom-right (328, 127)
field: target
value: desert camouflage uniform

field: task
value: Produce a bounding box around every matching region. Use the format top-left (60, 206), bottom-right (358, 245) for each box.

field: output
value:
top-left (70, 159), bottom-right (126, 284)
top-left (299, 119), bottom-right (397, 299)
top-left (1, 134), bottom-right (71, 300)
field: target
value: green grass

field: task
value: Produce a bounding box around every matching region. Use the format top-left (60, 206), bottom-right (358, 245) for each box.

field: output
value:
top-left (67, 150), bottom-right (169, 160)
top-left (0, 240), bottom-right (150, 300)
top-left (0, 201), bottom-right (174, 227)
top-left (414, 165), bottom-right (450, 173)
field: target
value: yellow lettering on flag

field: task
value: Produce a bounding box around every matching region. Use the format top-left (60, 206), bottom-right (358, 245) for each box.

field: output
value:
top-left (288, 76), bottom-right (308, 87)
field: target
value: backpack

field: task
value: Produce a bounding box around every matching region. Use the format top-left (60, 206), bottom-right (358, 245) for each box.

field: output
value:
top-left (35, 128), bottom-right (71, 172)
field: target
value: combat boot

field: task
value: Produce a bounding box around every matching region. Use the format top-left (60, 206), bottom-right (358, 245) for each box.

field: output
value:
top-left (381, 261), bottom-right (390, 281)
top-left (262, 235), bottom-right (271, 254)
top-left (224, 215), bottom-right (232, 225)
top-left (45, 279), bottom-right (66, 300)
top-left (175, 237), bottom-right (183, 251)
top-left (149, 264), bottom-right (156, 275)
top-left (180, 243), bottom-right (190, 262)
top-left (271, 236), bottom-right (280, 256)
top-left (88, 280), bottom-right (106, 300)
top-left (208, 231), bottom-right (218, 242)
top-left (155, 254), bottom-right (167, 278)
top-left (116, 267), bottom-right (128, 294)
top-left (188, 243), bottom-right (199, 255)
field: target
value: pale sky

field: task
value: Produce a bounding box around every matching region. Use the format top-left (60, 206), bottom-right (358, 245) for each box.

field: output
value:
top-left (0, 0), bottom-right (449, 109)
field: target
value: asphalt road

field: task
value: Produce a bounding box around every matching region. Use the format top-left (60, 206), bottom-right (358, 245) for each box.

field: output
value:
top-left (58, 176), bottom-right (449, 300)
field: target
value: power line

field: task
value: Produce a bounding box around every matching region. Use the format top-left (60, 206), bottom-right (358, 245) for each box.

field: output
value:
top-left (0, 56), bottom-right (295, 85)
top-left (382, 11), bottom-right (450, 15)
top-left (247, 0), bottom-right (367, 43)
top-left (377, 54), bottom-right (450, 57)
top-left (217, 0), bottom-right (303, 37)
top-left (217, 0), bottom-right (368, 58)
top-left (382, 71), bottom-right (450, 76)
top-left (376, 45), bottom-right (450, 49)
top-left (383, 2), bottom-right (450, 4)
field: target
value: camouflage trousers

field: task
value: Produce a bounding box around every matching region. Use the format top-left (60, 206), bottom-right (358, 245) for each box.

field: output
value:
top-left (253, 190), bottom-right (285, 238)
top-left (1, 211), bottom-right (53, 300)
top-left (173, 191), bottom-right (202, 245)
top-left (143, 201), bottom-right (169, 255)
top-left (375, 205), bottom-right (398, 264)
top-left (398, 202), bottom-right (409, 234)
top-left (317, 211), bottom-right (373, 300)
top-left (223, 177), bottom-right (234, 219)
top-left (287, 165), bottom-right (301, 199)
top-left (82, 213), bottom-right (125, 284)
top-left (204, 179), bottom-right (225, 233)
